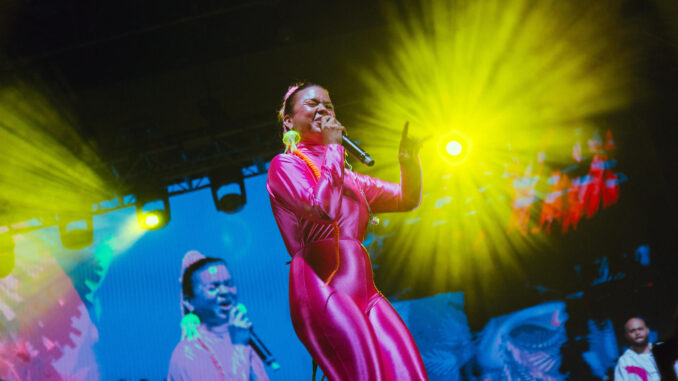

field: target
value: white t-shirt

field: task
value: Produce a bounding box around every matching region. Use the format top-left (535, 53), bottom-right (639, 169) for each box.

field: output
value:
top-left (614, 348), bottom-right (660, 381)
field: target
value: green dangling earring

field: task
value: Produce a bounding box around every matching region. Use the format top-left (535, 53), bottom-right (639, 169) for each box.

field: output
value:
top-left (283, 130), bottom-right (301, 153)
top-left (181, 312), bottom-right (201, 341)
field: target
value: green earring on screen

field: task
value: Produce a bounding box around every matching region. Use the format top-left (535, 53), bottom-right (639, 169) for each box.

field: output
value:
top-left (181, 312), bottom-right (200, 341)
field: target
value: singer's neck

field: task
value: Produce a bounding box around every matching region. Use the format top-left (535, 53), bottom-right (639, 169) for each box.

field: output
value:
top-left (298, 141), bottom-right (328, 149)
top-left (203, 321), bottom-right (230, 335)
top-left (297, 141), bottom-right (343, 150)
top-left (297, 142), bottom-right (330, 165)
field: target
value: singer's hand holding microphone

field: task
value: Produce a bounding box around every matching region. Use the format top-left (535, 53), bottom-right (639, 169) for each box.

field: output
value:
top-left (229, 303), bottom-right (281, 371)
top-left (320, 115), bottom-right (375, 167)
top-left (228, 303), bottom-right (253, 345)
top-left (320, 115), bottom-right (346, 145)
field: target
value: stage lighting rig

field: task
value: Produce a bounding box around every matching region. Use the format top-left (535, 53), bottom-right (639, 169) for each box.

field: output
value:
top-left (58, 213), bottom-right (94, 250)
top-left (210, 167), bottom-right (247, 214)
top-left (136, 186), bottom-right (171, 230)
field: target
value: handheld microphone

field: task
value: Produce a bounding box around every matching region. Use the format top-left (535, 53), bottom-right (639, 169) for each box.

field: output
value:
top-left (250, 329), bottom-right (281, 371)
top-left (342, 135), bottom-right (375, 167)
top-left (236, 303), bottom-right (281, 371)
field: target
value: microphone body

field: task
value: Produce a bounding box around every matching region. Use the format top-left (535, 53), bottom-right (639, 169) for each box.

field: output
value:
top-left (235, 303), bottom-right (280, 371)
top-left (342, 135), bottom-right (375, 167)
top-left (250, 329), bottom-right (281, 371)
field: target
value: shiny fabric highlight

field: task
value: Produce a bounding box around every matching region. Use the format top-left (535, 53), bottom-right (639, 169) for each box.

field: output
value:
top-left (267, 142), bottom-right (428, 380)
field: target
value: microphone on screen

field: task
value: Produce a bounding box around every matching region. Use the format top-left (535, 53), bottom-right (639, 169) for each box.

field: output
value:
top-left (236, 303), bottom-right (281, 371)
top-left (342, 135), bottom-right (375, 167)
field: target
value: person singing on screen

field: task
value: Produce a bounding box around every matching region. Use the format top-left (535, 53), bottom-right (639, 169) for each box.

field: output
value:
top-left (168, 250), bottom-right (269, 381)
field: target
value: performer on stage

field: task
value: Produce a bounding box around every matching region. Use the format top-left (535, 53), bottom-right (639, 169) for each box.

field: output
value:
top-left (266, 82), bottom-right (428, 380)
top-left (168, 250), bottom-right (269, 381)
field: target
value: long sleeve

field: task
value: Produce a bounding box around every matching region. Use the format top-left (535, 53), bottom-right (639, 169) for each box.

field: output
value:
top-left (353, 157), bottom-right (422, 214)
top-left (168, 343), bottom-right (205, 381)
top-left (232, 344), bottom-right (271, 381)
top-left (267, 144), bottom-right (346, 222)
top-left (167, 356), bottom-right (187, 381)
top-left (249, 350), bottom-right (269, 381)
top-left (399, 155), bottom-right (423, 211)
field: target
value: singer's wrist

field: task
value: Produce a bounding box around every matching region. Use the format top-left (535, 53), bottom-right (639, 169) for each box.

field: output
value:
top-left (231, 337), bottom-right (251, 345)
top-left (324, 137), bottom-right (343, 145)
top-left (229, 326), bottom-right (252, 345)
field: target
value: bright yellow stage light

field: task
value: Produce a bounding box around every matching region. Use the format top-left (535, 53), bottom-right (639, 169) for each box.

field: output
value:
top-left (446, 141), bottom-right (462, 156)
top-left (0, 82), bottom-right (115, 225)
top-left (136, 194), bottom-right (171, 230)
top-left (138, 209), bottom-right (169, 230)
top-left (437, 130), bottom-right (472, 166)
top-left (354, 0), bottom-right (638, 296)
top-left (144, 214), bottom-right (160, 228)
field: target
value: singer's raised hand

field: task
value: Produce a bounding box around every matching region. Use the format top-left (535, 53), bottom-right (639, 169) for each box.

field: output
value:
top-left (398, 121), bottom-right (422, 163)
top-left (228, 304), bottom-right (252, 345)
top-left (320, 115), bottom-right (346, 145)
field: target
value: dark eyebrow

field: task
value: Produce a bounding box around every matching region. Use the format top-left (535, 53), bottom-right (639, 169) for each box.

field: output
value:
top-left (208, 278), bottom-right (232, 285)
top-left (305, 98), bottom-right (333, 105)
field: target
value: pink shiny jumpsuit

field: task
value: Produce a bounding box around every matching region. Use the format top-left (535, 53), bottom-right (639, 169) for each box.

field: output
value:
top-left (267, 142), bottom-right (428, 380)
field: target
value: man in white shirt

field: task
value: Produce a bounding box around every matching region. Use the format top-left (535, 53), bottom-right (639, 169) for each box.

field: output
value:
top-left (615, 317), bottom-right (660, 381)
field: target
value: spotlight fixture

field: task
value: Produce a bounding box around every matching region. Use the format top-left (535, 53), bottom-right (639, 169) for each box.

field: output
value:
top-left (0, 231), bottom-right (15, 278)
top-left (144, 214), bottom-right (160, 228)
top-left (58, 213), bottom-right (94, 250)
top-left (210, 167), bottom-right (247, 214)
top-left (136, 186), bottom-right (171, 230)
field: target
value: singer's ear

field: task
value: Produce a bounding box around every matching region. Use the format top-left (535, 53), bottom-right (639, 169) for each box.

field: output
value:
top-left (183, 300), bottom-right (195, 313)
top-left (282, 114), bottom-right (293, 131)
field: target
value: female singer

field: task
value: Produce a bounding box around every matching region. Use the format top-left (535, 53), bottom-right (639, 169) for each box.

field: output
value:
top-left (266, 82), bottom-right (427, 380)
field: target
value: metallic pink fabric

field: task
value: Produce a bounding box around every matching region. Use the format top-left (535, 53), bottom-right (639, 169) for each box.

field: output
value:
top-left (267, 142), bottom-right (428, 380)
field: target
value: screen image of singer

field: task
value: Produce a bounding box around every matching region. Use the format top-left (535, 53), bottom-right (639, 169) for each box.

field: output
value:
top-left (0, 175), bottom-right (311, 380)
